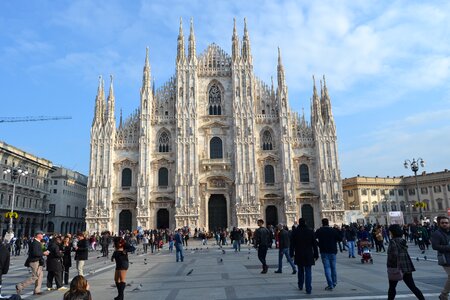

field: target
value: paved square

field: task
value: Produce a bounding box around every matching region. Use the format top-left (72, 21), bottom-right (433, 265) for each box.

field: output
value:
top-left (1, 239), bottom-right (445, 299)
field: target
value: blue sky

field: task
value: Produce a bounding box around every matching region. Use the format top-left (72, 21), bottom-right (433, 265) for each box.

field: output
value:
top-left (0, 0), bottom-right (449, 178)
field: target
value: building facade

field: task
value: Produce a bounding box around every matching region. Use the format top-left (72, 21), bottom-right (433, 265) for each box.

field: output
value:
top-left (343, 171), bottom-right (450, 224)
top-left (0, 141), bottom-right (52, 237)
top-left (86, 19), bottom-right (344, 233)
top-left (48, 167), bottom-right (87, 234)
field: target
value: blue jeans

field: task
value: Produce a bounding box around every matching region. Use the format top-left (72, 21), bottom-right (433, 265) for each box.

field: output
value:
top-left (347, 241), bottom-right (355, 257)
top-left (321, 253), bottom-right (337, 288)
top-left (175, 244), bottom-right (184, 262)
top-left (233, 240), bottom-right (240, 252)
top-left (297, 265), bottom-right (312, 293)
top-left (278, 248), bottom-right (296, 271)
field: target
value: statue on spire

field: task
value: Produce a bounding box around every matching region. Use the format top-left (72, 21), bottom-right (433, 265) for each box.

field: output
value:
top-left (188, 18), bottom-right (196, 62)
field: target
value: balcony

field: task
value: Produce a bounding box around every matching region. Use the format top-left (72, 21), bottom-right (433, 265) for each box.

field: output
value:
top-left (200, 158), bottom-right (232, 171)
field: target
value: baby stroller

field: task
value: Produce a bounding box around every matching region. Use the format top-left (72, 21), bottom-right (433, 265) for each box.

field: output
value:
top-left (358, 239), bottom-right (373, 264)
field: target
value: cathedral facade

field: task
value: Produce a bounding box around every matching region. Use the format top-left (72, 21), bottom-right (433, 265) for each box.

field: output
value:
top-left (86, 19), bottom-right (344, 234)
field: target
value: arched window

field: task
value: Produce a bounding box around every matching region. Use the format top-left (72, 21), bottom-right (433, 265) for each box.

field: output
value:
top-left (121, 168), bottom-right (132, 188)
top-left (262, 130), bottom-right (273, 150)
top-left (210, 137), bottom-right (223, 159)
top-left (208, 84), bottom-right (222, 115)
top-left (158, 131), bottom-right (170, 152)
top-left (264, 165), bottom-right (275, 185)
top-left (158, 167), bottom-right (169, 187)
top-left (299, 164), bottom-right (310, 183)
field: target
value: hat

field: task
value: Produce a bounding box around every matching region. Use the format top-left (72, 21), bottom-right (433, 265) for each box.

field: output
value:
top-left (34, 231), bottom-right (44, 236)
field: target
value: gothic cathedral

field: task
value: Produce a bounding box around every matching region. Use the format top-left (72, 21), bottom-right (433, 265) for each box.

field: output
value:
top-left (86, 19), bottom-right (344, 233)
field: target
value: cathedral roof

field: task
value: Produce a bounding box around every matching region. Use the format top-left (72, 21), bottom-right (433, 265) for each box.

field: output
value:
top-left (198, 43), bottom-right (232, 77)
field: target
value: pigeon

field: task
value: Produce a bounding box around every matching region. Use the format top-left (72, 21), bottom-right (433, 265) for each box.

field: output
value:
top-left (130, 262), bottom-right (134, 264)
top-left (222, 250), bottom-right (226, 254)
top-left (416, 257), bottom-right (419, 261)
top-left (424, 256), bottom-right (427, 260)
top-left (219, 258), bottom-right (223, 263)
top-left (88, 270), bottom-right (95, 275)
top-left (247, 256), bottom-right (250, 260)
top-left (132, 284), bottom-right (143, 291)
top-left (186, 269), bottom-right (194, 276)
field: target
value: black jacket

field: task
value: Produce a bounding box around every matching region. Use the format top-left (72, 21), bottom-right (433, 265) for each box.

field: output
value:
top-left (62, 245), bottom-right (72, 268)
top-left (75, 239), bottom-right (89, 261)
top-left (46, 240), bottom-right (63, 272)
top-left (291, 224), bottom-right (319, 266)
top-left (28, 239), bottom-right (44, 262)
top-left (431, 228), bottom-right (450, 266)
top-left (254, 227), bottom-right (271, 247)
top-left (278, 229), bottom-right (290, 249)
top-left (315, 226), bottom-right (341, 254)
top-left (0, 244), bottom-right (10, 274)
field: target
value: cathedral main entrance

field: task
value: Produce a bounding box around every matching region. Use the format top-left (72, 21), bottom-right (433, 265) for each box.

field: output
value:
top-left (157, 209), bottom-right (170, 229)
top-left (265, 205), bottom-right (278, 226)
top-left (208, 194), bottom-right (227, 231)
top-left (119, 210), bottom-right (132, 232)
top-left (301, 204), bottom-right (314, 229)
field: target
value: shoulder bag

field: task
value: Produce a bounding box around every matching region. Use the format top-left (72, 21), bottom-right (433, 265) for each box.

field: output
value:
top-left (387, 241), bottom-right (403, 281)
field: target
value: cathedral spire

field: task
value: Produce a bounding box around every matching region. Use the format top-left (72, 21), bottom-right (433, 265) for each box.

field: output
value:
top-left (241, 18), bottom-right (252, 64)
top-left (107, 74), bottom-right (115, 123)
top-left (93, 75), bottom-right (105, 126)
top-left (321, 75), bottom-right (334, 124)
top-left (188, 18), bottom-right (196, 62)
top-left (277, 47), bottom-right (286, 89)
top-left (177, 17), bottom-right (185, 63)
top-left (232, 18), bottom-right (240, 62)
top-left (312, 75), bottom-right (322, 125)
top-left (119, 108), bottom-right (123, 129)
top-left (141, 47), bottom-right (151, 95)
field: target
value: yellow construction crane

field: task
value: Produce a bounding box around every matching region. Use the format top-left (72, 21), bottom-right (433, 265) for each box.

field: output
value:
top-left (0, 116), bottom-right (72, 123)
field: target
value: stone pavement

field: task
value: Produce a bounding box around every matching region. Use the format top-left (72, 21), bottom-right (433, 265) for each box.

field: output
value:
top-left (1, 239), bottom-right (445, 299)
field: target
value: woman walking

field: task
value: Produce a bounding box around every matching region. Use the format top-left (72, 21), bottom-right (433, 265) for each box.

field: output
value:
top-left (387, 224), bottom-right (425, 300)
top-left (111, 237), bottom-right (134, 300)
top-left (62, 236), bottom-right (72, 286)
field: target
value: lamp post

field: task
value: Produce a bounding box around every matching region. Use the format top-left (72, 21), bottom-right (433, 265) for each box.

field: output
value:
top-left (404, 158), bottom-right (425, 222)
top-left (3, 166), bottom-right (28, 238)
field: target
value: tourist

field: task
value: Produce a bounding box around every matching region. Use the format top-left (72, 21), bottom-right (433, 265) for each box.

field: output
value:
top-left (0, 237), bottom-right (10, 298)
top-left (100, 231), bottom-right (111, 257)
top-left (315, 218), bottom-right (341, 291)
top-left (63, 275), bottom-right (92, 300)
top-left (46, 235), bottom-right (66, 291)
top-left (254, 219), bottom-right (271, 274)
top-left (291, 218), bottom-right (319, 294)
top-left (62, 236), bottom-right (72, 286)
top-left (16, 231), bottom-right (49, 295)
top-left (174, 229), bottom-right (184, 262)
top-left (386, 224), bottom-right (424, 300)
top-left (111, 237), bottom-right (134, 300)
top-left (168, 232), bottom-right (174, 253)
top-left (344, 225), bottom-right (357, 258)
top-left (274, 224), bottom-right (296, 274)
top-left (142, 233), bottom-right (149, 254)
top-left (431, 216), bottom-right (450, 300)
top-left (231, 227), bottom-right (242, 252)
top-left (74, 232), bottom-right (89, 276)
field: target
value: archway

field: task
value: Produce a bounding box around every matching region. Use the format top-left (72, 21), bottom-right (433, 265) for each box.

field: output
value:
top-left (61, 222), bottom-right (65, 234)
top-left (301, 204), bottom-right (314, 229)
top-left (119, 210), bottom-right (132, 232)
top-left (208, 194), bottom-right (227, 231)
top-left (48, 222), bottom-right (55, 233)
top-left (265, 205), bottom-right (278, 226)
top-left (157, 209), bottom-right (170, 229)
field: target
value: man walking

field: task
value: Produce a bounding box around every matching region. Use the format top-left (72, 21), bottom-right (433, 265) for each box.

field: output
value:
top-left (16, 231), bottom-right (49, 295)
top-left (231, 227), bottom-right (242, 252)
top-left (431, 216), bottom-right (450, 300)
top-left (254, 219), bottom-right (271, 274)
top-left (174, 229), bottom-right (184, 262)
top-left (345, 225), bottom-right (357, 258)
top-left (0, 238), bottom-right (10, 298)
top-left (74, 232), bottom-right (89, 276)
top-left (315, 218), bottom-right (341, 291)
top-left (291, 218), bottom-right (319, 294)
top-left (274, 224), bottom-right (296, 274)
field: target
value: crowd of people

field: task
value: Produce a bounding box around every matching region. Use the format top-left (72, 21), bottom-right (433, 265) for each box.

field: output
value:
top-left (0, 217), bottom-right (448, 299)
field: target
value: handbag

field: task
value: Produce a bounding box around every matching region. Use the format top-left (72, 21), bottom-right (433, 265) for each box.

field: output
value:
top-left (387, 241), bottom-right (403, 281)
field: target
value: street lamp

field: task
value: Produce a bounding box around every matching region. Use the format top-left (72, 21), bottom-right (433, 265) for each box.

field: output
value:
top-left (3, 166), bottom-right (28, 239)
top-left (404, 158), bottom-right (425, 221)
